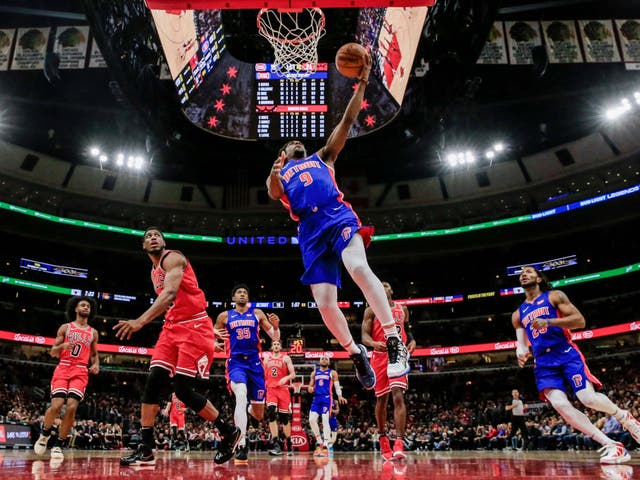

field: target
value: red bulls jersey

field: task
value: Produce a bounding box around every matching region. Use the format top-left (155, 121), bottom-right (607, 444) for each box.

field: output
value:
top-left (372, 303), bottom-right (407, 344)
top-left (151, 250), bottom-right (207, 323)
top-left (264, 353), bottom-right (290, 388)
top-left (59, 322), bottom-right (94, 367)
top-left (170, 393), bottom-right (185, 415)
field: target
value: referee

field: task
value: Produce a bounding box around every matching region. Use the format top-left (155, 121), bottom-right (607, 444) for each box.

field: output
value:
top-left (506, 389), bottom-right (528, 450)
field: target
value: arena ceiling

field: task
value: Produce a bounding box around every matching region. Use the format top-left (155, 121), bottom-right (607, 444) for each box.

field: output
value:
top-left (0, 0), bottom-right (638, 187)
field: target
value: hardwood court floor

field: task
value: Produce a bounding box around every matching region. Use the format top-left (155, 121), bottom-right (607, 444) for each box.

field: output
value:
top-left (1, 449), bottom-right (637, 480)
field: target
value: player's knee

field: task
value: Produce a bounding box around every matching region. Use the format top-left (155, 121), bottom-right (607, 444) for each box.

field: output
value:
top-left (65, 399), bottom-right (80, 411)
top-left (142, 367), bottom-right (171, 405)
top-left (267, 405), bottom-right (278, 422)
top-left (278, 412), bottom-right (291, 425)
top-left (576, 390), bottom-right (599, 409)
top-left (174, 374), bottom-right (207, 412)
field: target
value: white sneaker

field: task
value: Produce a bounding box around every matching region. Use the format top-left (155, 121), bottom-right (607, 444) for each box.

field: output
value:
top-left (386, 336), bottom-right (410, 379)
top-left (599, 442), bottom-right (630, 464)
top-left (618, 410), bottom-right (640, 444)
top-left (51, 446), bottom-right (64, 459)
top-left (34, 434), bottom-right (50, 455)
top-left (600, 464), bottom-right (634, 480)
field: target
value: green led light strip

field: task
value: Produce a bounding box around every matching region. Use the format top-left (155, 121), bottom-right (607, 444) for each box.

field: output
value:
top-left (2, 261), bottom-right (639, 302)
top-left (1, 183), bottom-right (638, 243)
top-left (0, 201), bottom-right (224, 243)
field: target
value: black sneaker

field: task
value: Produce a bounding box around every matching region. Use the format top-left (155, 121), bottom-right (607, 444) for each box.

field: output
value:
top-left (386, 336), bottom-right (410, 378)
top-left (286, 437), bottom-right (294, 456)
top-left (234, 444), bottom-right (249, 465)
top-left (269, 440), bottom-right (283, 456)
top-left (350, 343), bottom-right (376, 390)
top-left (214, 427), bottom-right (241, 465)
top-left (120, 445), bottom-right (155, 466)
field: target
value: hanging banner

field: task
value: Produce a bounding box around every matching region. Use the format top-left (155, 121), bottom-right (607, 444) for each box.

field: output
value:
top-left (54, 25), bottom-right (90, 69)
top-left (88, 37), bottom-right (107, 68)
top-left (0, 29), bottom-right (15, 71)
top-left (616, 19), bottom-right (640, 67)
top-left (505, 20), bottom-right (542, 64)
top-left (578, 20), bottom-right (621, 63)
top-left (10, 27), bottom-right (50, 70)
top-left (477, 21), bottom-right (508, 64)
top-left (542, 20), bottom-right (583, 63)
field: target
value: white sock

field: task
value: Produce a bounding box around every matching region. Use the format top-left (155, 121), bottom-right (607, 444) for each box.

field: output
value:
top-left (321, 413), bottom-right (331, 445)
top-left (231, 382), bottom-right (248, 446)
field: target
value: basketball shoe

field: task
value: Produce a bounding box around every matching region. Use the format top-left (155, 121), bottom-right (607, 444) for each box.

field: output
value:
top-left (50, 446), bottom-right (64, 460)
top-left (233, 444), bottom-right (249, 465)
top-left (34, 433), bottom-right (50, 455)
top-left (269, 439), bottom-right (283, 456)
top-left (386, 337), bottom-right (410, 379)
top-left (599, 442), bottom-right (631, 464)
top-left (214, 426), bottom-right (241, 465)
top-left (380, 435), bottom-right (393, 462)
top-left (350, 344), bottom-right (376, 390)
top-left (617, 410), bottom-right (640, 444)
top-left (120, 444), bottom-right (155, 466)
top-left (392, 438), bottom-right (406, 460)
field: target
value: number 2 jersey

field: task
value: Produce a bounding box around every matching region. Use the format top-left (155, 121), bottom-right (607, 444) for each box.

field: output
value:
top-left (264, 353), bottom-right (290, 389)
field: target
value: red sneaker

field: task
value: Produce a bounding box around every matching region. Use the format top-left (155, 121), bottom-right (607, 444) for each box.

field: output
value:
top-left (380, 436), bottom-right (393, 462)
top-left (393, 438), bottom-right (406, 460)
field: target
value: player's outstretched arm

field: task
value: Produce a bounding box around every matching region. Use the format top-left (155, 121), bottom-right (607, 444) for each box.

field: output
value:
top-left (257, 309), bottom-right (281, 341)
top-left (113, 252), bottom-right (186, 340)
top-left (319, 52), bottom-right (371, 166)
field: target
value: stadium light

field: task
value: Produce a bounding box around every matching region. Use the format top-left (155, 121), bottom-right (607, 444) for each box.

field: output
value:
top-left (493, 142), bottom-right (505, 153)
top-left (98, 154), bottom-right (108, 163)
top-left (485, 150), bottom-right (495, 159)
top-left (465, 151), bottom-right (475, 163)
top-left (446, 153), bottom-right (458, 167)
top-left (89, 146), bottom-right (100, 157)
top-left (134, 156), bottom-right (144, 170)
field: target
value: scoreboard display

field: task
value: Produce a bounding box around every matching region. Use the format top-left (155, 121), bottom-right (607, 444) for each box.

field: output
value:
top-left (255, 63), bottom-right (328, 139)
top-left (287, 337), bottom-right (306, 356)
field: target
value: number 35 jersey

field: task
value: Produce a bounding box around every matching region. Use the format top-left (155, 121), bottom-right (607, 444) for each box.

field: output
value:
top-left (280, 153), bottom-right (349, 221)
top-left (226, 307), bottom-right (261, 359)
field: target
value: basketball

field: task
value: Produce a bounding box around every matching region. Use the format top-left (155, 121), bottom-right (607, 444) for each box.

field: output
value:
top-left (335, 42), bottom-right (367, 79)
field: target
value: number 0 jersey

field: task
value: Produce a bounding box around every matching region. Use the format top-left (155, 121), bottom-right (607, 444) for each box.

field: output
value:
top-left (59, 322), bottom-right (94, 367)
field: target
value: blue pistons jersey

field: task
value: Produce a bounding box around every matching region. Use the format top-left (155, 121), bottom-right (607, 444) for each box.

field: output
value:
top-left (280, 153), bottom-right (349, 221)
top-left (313, 367), bottom-right (333, 396)
top-left (518, 291), bottom-right (572, 358)
top-left (226, 307), bottom-right (261, 358)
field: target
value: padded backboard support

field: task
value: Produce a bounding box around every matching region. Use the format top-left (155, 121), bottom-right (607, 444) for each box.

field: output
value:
top-left (146, 0), bottom-right (435, 10)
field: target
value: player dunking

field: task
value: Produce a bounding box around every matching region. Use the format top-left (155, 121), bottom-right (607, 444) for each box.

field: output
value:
top-left (161, 392), bottom-right (188, 451)
top-left (362, 281), bottom-right (416, 461)
top-left (266, 50), bottom-right (409, 391)
top-left (214, 284), bottom-right (281, 465)
top-left (115, 227), bottom-right (239, 466)
top-left (34, 296), bottom-right (99, 461)
top-left (264, 340), bottom-right (296, 456)
top-left (513, 266), bottom-right (640, 464)
top-left (308, 356), bottom-right (347, 457)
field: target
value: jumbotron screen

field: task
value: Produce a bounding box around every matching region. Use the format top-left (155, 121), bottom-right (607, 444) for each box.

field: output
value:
top-left (148, 7), bottom-right (428, 140)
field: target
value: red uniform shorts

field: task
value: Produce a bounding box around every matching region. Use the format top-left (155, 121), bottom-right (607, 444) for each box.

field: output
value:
top-left (372, 352), bottom-right (408, 398)
top-left (51, 364), bottom-right (89, 400)
top-left (170, 411), bottom-right (186, 429)
top-left (151, 318), bottom-right (215, 379)
top-left (266, 386), bottom-right (291, 413)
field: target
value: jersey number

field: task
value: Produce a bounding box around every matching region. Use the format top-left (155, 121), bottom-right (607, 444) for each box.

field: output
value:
top-left (236, 328), bottom-right (252, 340)
top-left (299, 172), bottom-right (313, 187)
top-left (271, 367), bottom-right (279, 377)
top-left (70, 344), bottom-right (81, 357)
top-left (531, 326), bottom-right (548, 338)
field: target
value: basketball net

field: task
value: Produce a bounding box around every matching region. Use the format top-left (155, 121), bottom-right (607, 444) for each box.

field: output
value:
top-left (257, 8), bottom-right (326, 81)
top-left (292, 381), bottom-right (304, 395)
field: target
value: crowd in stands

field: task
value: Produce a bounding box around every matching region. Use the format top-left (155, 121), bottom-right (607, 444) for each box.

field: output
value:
top-left (1, 352), bottom-right (638, 454)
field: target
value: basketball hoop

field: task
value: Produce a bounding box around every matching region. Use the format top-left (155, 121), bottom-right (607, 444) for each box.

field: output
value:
top-left (292, 381), bottom-right (304, 395)
top-left (257, 8), bottom-right (326, 81)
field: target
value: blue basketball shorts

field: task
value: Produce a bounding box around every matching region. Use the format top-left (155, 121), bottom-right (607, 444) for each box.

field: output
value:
top-left (226, 355), bottom-right (266, 403)
top-left (310, 394), bottom-right (331, 416)
top-left (533, 343), bottom-right (602, 397)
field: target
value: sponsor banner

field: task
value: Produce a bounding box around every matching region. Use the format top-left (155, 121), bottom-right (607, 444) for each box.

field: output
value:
top-left (525, 402), bottom-right (547, 416)
top-left (54, 25), bottom-right (90, 69)
top-left (88, 37), bottom-right (107, 68)
top-left (225, 236), bottom-right (297, 245)
top-left (505, 21), bottom-right (542, 64)
top-left (0, 29), bottom-right (15, 71)
top-left (1, 321), bottom-right (638, 358)
top-left (396, 295), bottom-right (464, 306)
top-left (578, 20), bottom-right (621, 63)
top-left (477, 21), bottom-right (508, 64)
top-left (0, 424), bottom-right (31, 446)
top-left (542, 20), bottom-right (583, 63)
top-left (11, 27), bottom-right (50, 70)
top-left (616, 19), bottom-right (640, 64)
top-left (20, 258), bottom-right (89, 279)
top-left (467, 291), bottom-right (496, 300)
